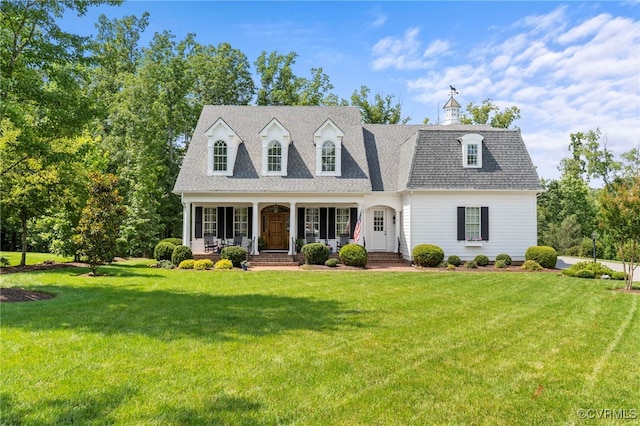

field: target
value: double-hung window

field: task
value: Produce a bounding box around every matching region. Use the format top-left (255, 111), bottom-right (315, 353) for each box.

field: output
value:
top-left (321, 141), bottom-right (336, 172)
top-left (305, 208), bottom-right (320, 237)
top-left (213, 140), bottom-right (227, 172)
top-left (465, 207), bottom-right (481, 240)
top-left (336, 208), bottom-right (350, 235)
top-left (204, 207), bottom-right (216, 236)
top-left (267, 140), bottom-right (282, 172)
top-left (234, 207), bottom-right (249, 237)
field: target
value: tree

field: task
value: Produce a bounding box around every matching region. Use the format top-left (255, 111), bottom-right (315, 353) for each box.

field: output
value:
top-left (1, 0), bottom-right (119, 265)
top-left (460, 99), bottom-right (520, 128)
top-left (350, 85), bottom-right (410, 124)
top-left (598, 176), bottom-right (640, 290)
top-left (76, 173), bottom-right (125, 275)
top-left (560, 129), bottom-right (621, 185)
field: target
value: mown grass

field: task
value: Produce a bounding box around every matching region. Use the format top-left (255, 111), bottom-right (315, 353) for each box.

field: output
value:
top-left (1, 260), bottom-right (638, 424)
top-left (0, 251), bottom-right (73, 266)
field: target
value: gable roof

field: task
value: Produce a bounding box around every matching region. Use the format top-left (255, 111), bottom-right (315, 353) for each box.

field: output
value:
top-left (174, 105), bottom-right (371, 193)
top-left (174, 106), bottom-right (542, 195)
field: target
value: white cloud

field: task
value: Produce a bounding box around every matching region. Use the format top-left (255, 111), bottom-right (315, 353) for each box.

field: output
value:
top-left (371, 27), bottom-right (445, 71)
top-left (371, 13), bottom-right (387, 28)
top-left (398, 6), bottom-right (640, 180)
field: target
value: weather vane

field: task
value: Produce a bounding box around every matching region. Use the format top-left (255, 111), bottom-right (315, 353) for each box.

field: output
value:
top-left (449, 85), bottom-right (458, 96)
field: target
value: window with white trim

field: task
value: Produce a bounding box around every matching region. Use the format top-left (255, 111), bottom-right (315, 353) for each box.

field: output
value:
top-left (205, 119), bottom-right (241, 176)
top-left (213, 140), bottom-right (227, 172)
top-left (465, 207), bottom-right (480, 240)
top-left (204, 207), bottom-right (216, 236)
top-left (234, 207), bottom-right (248, 237)
top-left (321, 141), bottom-right (336, 172)
top-left (459, 133), bottom-right (484, 168)
top-left (267, 140), bottom-right (282, 172)
top-left (305, 208), bottom-right (320, 237)
top-left (336, 208), bottom-right (350, 235)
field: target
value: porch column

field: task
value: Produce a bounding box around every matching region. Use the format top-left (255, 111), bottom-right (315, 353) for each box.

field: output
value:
top-left (182, 201), bottom-right (191, 247)
top-left (252, 202), bottom-right (259, 255)
top-left (394, 208), bottom-right (401, 254)
top-left (289, 201), bottom-right (296, 255)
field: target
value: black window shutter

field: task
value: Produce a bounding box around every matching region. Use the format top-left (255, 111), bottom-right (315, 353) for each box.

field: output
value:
top-left (195, 207), bottom-right (203, 239)
top-left (226, 207), bottom-right (234, 238)
top-left (328, 208), bottom-right (336, 239)
top-left (350, 208), bottom-right (357, 238)
top-left (297, 208), bottom-right (305, 239)
top-left (457, 207), bottom-right (465, 241)
top-left (217, 207), bottom-right (225, 238)
top-left (481, 207), bottom-right (489, 241)
top-left (320, 207), bottom-right (327, 239)
top-left (248, 207), bottom-right (253, 237)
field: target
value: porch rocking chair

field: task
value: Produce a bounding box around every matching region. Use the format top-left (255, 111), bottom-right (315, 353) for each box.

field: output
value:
top-left (231, 232), bottom-right (244, 247)
top-left (204, 233), bottom-right (218, 253)
top-left (305, 232), bottom-right (316, 244)
top-left (336, 233), bottom-right (350, 252)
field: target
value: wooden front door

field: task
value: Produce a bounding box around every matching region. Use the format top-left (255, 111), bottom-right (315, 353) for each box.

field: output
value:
top-left (265, 213), bottom-right (288, 249)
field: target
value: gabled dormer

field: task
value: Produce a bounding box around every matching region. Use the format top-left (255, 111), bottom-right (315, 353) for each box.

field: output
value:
top-left (459, 133), bottom-right (484, 168)
top-left (205, 118), bottom-right (241, 176)
top-left (314, 119), bottom-right (344, 176)
top-left (260, 119), bottom-right (291, 176)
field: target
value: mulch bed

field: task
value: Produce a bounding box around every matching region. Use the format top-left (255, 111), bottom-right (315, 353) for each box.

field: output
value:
top-left (0, 287), bottom-right (56, 303)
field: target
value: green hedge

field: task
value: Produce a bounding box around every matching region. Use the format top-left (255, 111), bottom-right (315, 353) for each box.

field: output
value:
top-left (178, 259), bottom-right (196, 269)
top-left (154, 242), bottom-right (176, 261)
top-left (194, 259), bottom-right (213, 270)
top-left (325, 258), bottom-right (338, 267)
top-left (160, 238), bottom-right (183, 247)
top-left (522, 260), bottom-right (543, 271)
top-left (464, 261), bottom-right (478, 269)
top-left (412, 244), bottom-right (444, 267)
top-left (447, 255), bottom-right (462, 266)
top-left (221, 246), bottom-right (247, 267)
top-left (525, 246), bottom-right (557, 269)
top-left (474, 254), bottom-right (489, 266)
top-left (339, 244), bottom-right (367, 267)
top-left (302, 243), bottom-right (330, 265)
top-left (495, 253), bottom-right (512, 266)
top-left (171, 245), bottom-right (193, 266)
top-left (214, 259), bottom-right (233, 269)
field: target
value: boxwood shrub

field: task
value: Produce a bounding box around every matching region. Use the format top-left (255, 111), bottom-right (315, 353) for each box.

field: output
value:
top-left (325, 258), bottom-right (338, 267)
top-left (412, 244), bottom-right (444, 267)
top-left (522, 260), bottom-right (543, 271)
top-left (194, 259), bottom-right (213, 270)
top-left (154, 242), bottom-right (176, 261)
top-left (464, 260), bottom-right (478, 269)
top-left (160, 237), bottom-right (183, 247)
top-left (171, 245), bottom-right (193, 266)
top-left (214, 259), bottom-right (233, 269)
top-left (339, 244), bottom-right (367, 267)
top-left (574, 269), bottom-right (596, 279)
top-left (447, 255), bottom-right (462, 266)
top-left (495, 253), bottom-right (512, 266)
top-left (495, 259), bottom-right (508, 269)
top-left (221, 246), bottom-right (247, 267)
top-left (178, 259), bottom-right (196, 269)
top-left (302, 243), bottom-right (330, 265)
top-left (525, 246), bottom-right (557, 269)
top-left (474, 254), bottom-right (489, 266)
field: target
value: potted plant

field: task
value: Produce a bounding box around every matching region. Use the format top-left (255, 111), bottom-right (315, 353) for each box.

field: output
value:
top-left (241, 260), bottom-right (249, 271)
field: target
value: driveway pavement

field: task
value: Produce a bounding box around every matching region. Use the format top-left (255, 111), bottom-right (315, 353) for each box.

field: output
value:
top-left (557, 256), bottom-right (639, 281)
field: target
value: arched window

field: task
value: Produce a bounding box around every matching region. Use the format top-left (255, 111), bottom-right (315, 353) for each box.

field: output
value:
top-left (213, 140), bottom-right (227, 171)
top-left (321, 140), bottom-right (336, 172)
top-left (267, 140), bottom-right (282, 172)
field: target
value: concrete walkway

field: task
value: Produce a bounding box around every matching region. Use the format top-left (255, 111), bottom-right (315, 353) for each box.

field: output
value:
top-left (557, 256), bottom-right (639, 281)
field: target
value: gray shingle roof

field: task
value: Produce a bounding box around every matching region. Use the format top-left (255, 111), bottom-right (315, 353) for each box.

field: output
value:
top-left (174, 106), bottom-right (372, 193)
top-left (174, 106), bottom-right (542, 194)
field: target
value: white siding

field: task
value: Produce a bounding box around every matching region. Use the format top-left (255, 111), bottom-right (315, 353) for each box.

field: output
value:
top-left (408, 191), bottom-right (537, 261)
top-left (400, 194), bottom-right (412, 259)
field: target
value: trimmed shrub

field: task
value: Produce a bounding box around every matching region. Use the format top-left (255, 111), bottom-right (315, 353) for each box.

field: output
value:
top-left (157, 259), bottom-right (174, 269)
top-left (194, 259), bottom-right (213, 270)
top-left (495, 253), bottom-right (512, 266)
top-left (464, 261), bottom-right (478, 269)
top-left (325, 258), bottom-right (338, 267)
top-left (495, 259), bottom-right (508, 269)
top-left (525, 246), bottom-right (557, 269)
top-left (160, 237), bottom-right (183, 247)
top-left (178, 259), bottom-right (196, 269)
top-left (154, 242), bottom-right (176, 261)
top-left (611, 271), bottom-right (626, 280)
top-left (171, 245), bottom-right (193, 266)
top-left (338, 244), bottom-right (368, 267)
top-left (447, 255), bottom-right (462, 266)
top-left (522, 260), bottom-right (543, 271)
top-left (412, 244), bottom-right (444, 267)
top-left (0, 257), bottom-right (9, 267)
top-left (447, 264), bottom-right (456, 271)
top-left (574, 270), bottom-right (595, 279)
top-left (564, 245), bottom-right (581, 256)
top-left (221, 246), bottom-right (247, 267)
top-left (214, 259), bottom-right (233, 270)
top-left (302, 243), bottom-right (330, 265)
top-left (474, 254), bottom-right (489, 266)
top-left (563, 261), bottom-right (615, 279)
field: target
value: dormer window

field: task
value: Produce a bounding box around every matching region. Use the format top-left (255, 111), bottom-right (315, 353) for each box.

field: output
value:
top-left (459, 133), bottom-right (484, 168)
top-left (321, 141), bottom-right (336, 172)
top-left (205, 118), bottom-right (241, 176)
top-left (314, 119), bottom-right (343, 176)
top-left (260, 119), bottom-right (290, 176)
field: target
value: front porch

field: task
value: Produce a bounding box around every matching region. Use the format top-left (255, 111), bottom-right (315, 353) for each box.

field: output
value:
top-left (193, 251), bottom-right (408, 267)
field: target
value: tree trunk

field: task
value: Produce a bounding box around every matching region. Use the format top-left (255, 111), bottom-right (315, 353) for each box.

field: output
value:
top-left (20, 208), bottom-right (27, 266)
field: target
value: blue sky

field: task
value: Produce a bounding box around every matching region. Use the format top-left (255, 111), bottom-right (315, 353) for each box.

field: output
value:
top-left (61, 1), bottom-right (640, 181)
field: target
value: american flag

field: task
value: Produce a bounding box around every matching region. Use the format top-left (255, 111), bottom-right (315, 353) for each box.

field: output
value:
top-left (353, 211), bottom-right (362, 243)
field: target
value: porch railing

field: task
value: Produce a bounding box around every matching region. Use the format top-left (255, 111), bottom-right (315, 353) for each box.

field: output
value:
top-left (246, 237), bottom-right (255, 262)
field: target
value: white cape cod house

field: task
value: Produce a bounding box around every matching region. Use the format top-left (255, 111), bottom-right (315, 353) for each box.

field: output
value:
top-left (173, 95), bottom-right (542, 261)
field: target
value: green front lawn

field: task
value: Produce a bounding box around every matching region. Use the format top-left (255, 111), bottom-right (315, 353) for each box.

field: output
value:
top-left (1, 260), bottom-right (638, 424)
top-left (0, 251), bottom-right (73, 266)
